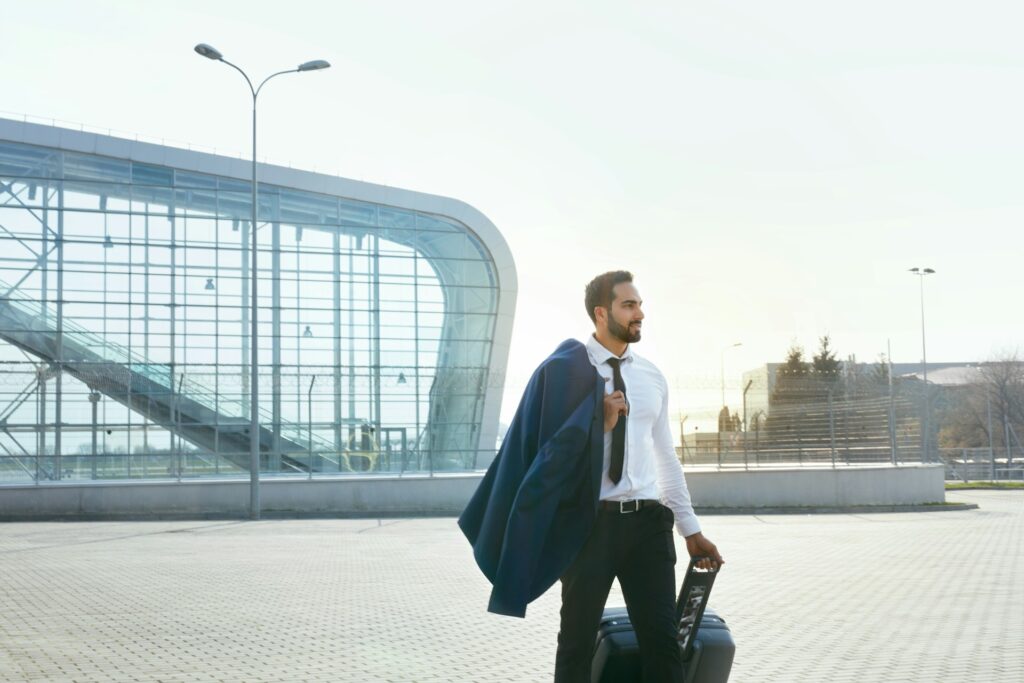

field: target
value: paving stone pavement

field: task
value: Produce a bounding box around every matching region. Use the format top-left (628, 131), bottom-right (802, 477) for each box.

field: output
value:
top-left (0, 490), bottom-right (1021, 682)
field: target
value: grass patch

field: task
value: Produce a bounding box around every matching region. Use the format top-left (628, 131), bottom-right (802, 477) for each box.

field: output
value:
top-left (946, 481), bottom-right (1024, 490)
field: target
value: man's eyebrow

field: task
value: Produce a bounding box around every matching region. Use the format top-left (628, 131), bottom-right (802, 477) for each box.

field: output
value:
top-left (619, 298), bottom-right (642, 305)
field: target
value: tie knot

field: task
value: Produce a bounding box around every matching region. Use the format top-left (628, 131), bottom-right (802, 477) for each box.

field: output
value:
top-left (606, 357), bottom-right (622, 369)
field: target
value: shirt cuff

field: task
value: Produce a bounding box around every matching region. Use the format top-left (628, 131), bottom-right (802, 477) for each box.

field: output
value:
top-left (675, 514), bottom-right (701, 538)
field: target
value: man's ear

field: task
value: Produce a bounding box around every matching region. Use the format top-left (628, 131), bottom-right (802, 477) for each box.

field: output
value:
top-left (594, 306), bottom-right (606, 326)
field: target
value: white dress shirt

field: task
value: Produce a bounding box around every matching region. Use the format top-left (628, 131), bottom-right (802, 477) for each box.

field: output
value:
top-left (585, 334), bottom-right (701, 537)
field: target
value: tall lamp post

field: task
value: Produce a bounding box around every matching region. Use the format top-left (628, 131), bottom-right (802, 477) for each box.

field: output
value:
top-left (908, 267), bottom-right (935, 462)
top-left (195, 43), bottom-right (330, 520)
top-left (679, 415), bottom-right (688, 465)
top-left (742, 378), bottom-right (753, 470)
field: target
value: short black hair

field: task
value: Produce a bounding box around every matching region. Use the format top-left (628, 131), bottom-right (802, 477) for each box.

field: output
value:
top-left (584, 271), bottom-right (633, 323)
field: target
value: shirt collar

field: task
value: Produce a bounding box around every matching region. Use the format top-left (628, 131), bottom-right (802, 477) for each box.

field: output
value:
top-left (586, 334), bottom-right (634, 365)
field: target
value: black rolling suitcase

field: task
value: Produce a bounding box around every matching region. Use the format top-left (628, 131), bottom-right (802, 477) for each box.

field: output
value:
top-left (591, 558), bottom-right (734, 682)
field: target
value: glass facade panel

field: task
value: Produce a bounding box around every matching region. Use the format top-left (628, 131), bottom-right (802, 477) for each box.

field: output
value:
top-left (0, 135), bottom-right (506, 483)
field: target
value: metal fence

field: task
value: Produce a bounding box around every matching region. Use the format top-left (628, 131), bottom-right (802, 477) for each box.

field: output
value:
top-left (939, 447), bottom-right (1024, 482)
top-left (677, 374), bottom-right (1024, 481)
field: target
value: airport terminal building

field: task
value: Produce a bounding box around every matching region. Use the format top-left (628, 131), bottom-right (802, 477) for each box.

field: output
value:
top-left (0, 117), bottom-right (516, 493)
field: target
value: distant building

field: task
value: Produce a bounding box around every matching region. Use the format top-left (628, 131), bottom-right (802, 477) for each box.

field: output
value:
top-left (742, 361), bottom-right (979, 419)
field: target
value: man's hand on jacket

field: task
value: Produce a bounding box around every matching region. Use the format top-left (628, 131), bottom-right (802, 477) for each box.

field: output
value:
top-left (684, 532), bottom-right (724, 571)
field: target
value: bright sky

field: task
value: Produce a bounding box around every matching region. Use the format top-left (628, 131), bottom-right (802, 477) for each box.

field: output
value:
top-left (4, 1), bottom-right (1023, 430)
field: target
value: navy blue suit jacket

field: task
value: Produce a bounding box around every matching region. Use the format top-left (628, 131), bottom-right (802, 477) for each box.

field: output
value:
top-left (458, 339), bottom-right (605, 617)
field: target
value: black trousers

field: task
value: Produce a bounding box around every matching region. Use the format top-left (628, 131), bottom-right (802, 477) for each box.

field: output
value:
top-left (554, 502), bottom-right (683, 683)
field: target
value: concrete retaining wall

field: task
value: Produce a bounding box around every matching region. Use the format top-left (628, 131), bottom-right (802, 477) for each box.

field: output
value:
top-left (684, 464), bottom-right (945, 508)
top-left (0, 475), bottom-right (483, 520)
top-left (0, 464), bottom-right (945, 520)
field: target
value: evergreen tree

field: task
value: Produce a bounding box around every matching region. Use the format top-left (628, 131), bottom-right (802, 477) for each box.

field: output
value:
top-left (870, 353), bottom-right (891, 385)
top-left (780, 344), bottom-right (809, 377)
top-left (812, 335), bottom-right (841, 380)
top-left (773, 343), bottom-right (814, 406)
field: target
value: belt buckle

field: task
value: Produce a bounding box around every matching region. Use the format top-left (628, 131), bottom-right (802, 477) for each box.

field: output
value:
top-left (619, 500), bottom-right (639, 514)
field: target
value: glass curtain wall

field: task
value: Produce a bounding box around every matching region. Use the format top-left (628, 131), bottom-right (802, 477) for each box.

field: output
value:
top-left (0, 140), bottom-right (499, 482)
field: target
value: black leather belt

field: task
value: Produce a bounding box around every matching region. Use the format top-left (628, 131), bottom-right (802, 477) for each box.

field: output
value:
top-left (599, 499), bottom-right (660, 514)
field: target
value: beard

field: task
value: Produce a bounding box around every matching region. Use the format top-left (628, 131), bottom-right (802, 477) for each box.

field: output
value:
top-left (608, 317), bottom-right (641, 344)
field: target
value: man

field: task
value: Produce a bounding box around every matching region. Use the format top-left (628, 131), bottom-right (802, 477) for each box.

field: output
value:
top-left (458, 270), bottom-right (722, 681)
top-left (555, 270), bottom-right (722, 682)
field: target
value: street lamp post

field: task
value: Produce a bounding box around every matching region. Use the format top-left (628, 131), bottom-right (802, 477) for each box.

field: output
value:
top-left (195, 43), bottom-right (330, 520)
top-left (908, 267), bottom-right (935, 463)
top-left (679, 415), bottom-right (688, 465)
top-left (742, 378), bottom-right (753, 470)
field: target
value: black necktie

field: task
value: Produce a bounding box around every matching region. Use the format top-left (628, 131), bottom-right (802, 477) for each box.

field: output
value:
top-left (606, 357), bottom-right (626, 483)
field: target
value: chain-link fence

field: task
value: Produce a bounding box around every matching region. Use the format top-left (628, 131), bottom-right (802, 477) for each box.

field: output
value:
top-left (677, 370), bottom-right (1024, 481)
top-left (939, 447), bottom-right (1024, 482)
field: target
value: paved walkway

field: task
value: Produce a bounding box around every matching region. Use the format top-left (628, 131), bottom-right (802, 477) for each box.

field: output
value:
top-left (0, 490), bottom-right (1021, 682)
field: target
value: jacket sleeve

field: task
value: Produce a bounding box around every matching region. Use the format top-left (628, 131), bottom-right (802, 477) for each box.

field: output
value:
top-left (487, 391), bottom-right (595, 617)
top-left (458, 363), bottom-right (546, 584)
